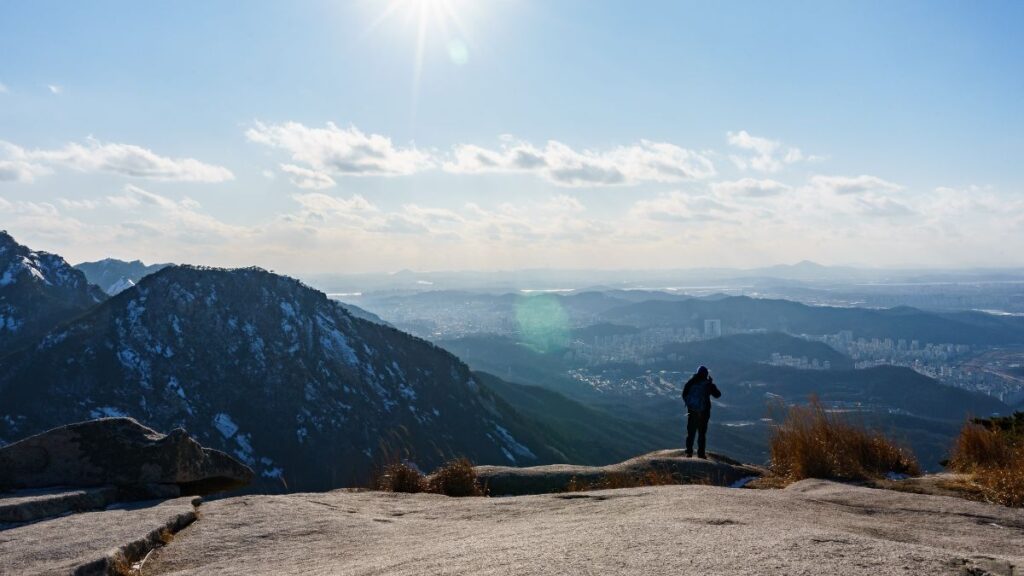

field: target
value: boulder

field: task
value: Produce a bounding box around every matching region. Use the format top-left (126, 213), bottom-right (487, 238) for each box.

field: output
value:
top-left (0, 417), bottom-right (253, 495)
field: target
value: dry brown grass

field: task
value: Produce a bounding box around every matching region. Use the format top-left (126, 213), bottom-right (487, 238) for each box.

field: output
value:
top-left (158, 527), bottom-right (175, 545)
top-left (372, 457), bottom-right (484, 497)
top-left (426, 458), bottom-right (483, 497)
top-left (949, 421), bottom-right (1015, 470)
top-left (948, 415), bottom-right (1024, 507)
top-left (376, 461), bottom-right (427, 493)
top-left (972, 460), bottom-right (1024, 507)
top-left (110, 554), bottom-right (134, 576)
top-left (768, 398), bottom-right (919, 483)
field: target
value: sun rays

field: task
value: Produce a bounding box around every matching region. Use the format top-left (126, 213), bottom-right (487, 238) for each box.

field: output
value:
top-left (361, 0), bottom-right (479, 114)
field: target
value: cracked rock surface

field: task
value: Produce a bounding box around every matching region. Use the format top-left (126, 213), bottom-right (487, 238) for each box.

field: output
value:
top-left (145, 480), bottom-right (1024, 576)
top-left (0, 497), bottom-right (197, 575)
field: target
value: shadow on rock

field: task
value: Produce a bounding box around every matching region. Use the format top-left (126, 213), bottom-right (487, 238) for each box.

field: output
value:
top-left (0, 417), bottom-right (253, 500)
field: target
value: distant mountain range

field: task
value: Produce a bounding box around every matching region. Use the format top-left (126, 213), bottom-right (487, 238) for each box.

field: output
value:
top-left (600, 296), bottom-right (1024, 345)
top-left (660, 332), bottom-right (854, 370)
top-left (3, 233), bottom-right (711, 491)
top-left (304, 262), bottom-right (1024, 294)
top-left (75, 258), bottom-right (172, 295)
top-left (2, 231), bottom-right (1020, 485)
top-left (0, 263), bottom-right (604, 490)
top-left (438, 331), bottom-right (1012, 468)
top-left (0, 231), bottom-right (105, 354)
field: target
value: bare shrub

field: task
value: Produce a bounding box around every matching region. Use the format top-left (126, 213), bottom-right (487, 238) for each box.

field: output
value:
top-left (768, 398), bottom-right (919, 483)
top-left (427, 458), bottom-right (483, 497)
top-left (950, 421), bottom-right (1013, 470)
top-left (376, 461), bottom-right (426, 493)
top-left (949, 414), bottom-right (1024, 507)
top-left (972, 454), bottom-right (1024, 507)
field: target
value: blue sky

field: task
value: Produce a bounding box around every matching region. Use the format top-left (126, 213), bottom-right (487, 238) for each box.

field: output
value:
top-left (1, 0), bottom-right (1022, 272)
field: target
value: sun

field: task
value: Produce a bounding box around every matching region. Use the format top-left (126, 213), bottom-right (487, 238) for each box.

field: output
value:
top-left (366, 0), bottom-right (475, 63)
top-left (363, 0), bottom-right (479, 111)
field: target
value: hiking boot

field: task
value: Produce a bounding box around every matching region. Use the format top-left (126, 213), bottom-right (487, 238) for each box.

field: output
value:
top-left (697, 452), bottom-right (707, 459)
top-left (685, 450), bottom-right (693, 458)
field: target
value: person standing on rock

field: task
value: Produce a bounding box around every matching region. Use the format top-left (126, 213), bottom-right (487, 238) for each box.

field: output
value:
top-left (682, 365), bottom-right (721, 459)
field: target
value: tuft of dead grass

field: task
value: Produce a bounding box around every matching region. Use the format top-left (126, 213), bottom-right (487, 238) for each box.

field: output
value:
top-left (111, 553), bottom-right (134, 576)
top-left (948, 414), bottom-right (1024, 507)
top-left (376, 462), bottom-right (427, 494)
top-left (768, 398), bottom-right (919, 483)
top-left (950, 421), bottom-right (1013, 470)
top-left (427, 458), bottom-right (483, 497)
top-left (372, 457), bottom-right (485, 497)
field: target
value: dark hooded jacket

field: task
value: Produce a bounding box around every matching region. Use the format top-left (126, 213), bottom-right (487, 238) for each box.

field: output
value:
top-left (682, 369), bottom-right (721, 413)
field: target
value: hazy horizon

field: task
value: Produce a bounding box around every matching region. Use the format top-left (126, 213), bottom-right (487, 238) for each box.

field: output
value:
top-left (2, 1), bottom-right (1022, 275)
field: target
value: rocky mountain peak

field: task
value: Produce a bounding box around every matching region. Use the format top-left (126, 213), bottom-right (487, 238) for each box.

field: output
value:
top-left (0, 231), bottom-right (98, 294)
top-left (74, 257), bottom-right (171, 295)
top-left (0, 231), bottom-right (106, 353)
top-left (0, 264), bottom-right (553, 490)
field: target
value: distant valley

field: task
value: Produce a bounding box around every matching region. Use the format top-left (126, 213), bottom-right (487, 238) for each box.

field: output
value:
top-left (1, 231), bottom-right (1022, 489)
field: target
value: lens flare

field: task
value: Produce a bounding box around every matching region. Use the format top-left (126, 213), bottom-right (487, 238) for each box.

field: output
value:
top-left (447, 38), bottom-right (469, 65)
top-left (515, 295), bottom-right (570, 354)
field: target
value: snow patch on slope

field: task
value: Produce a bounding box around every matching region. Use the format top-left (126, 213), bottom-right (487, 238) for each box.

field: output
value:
top-left (89, 406), bottom-right (128, 419)
top-left (493, 424), bottom-right (536, 462)
top-left (213, 413), bottom-right (239, 438)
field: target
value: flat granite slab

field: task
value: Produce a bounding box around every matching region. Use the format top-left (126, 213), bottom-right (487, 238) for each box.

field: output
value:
top-left (0, 496), bottom-right (198, 576)
top-left (0, 486), bottom-right (119, 524)
top-left (145, 480), bottom-right (1024, 576)
top-left (474, 449), bottom-right (764, 495)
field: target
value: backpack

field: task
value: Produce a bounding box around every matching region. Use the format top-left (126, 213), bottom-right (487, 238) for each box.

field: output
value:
top-left (683, 379), bottom-right (710, 412)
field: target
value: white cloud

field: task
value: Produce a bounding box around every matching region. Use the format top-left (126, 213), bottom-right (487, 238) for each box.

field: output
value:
top-left (284, 190), bottom-right (604, 244)
top-left (32, 139), bottom-right (234, 182)
top-left (399, 204), bottom-right (465, 225)
top-left (0, 138), bottom-right (234, 183)
top-left (247, 123), bottom-right (716, 189)
top-left (105, 184), bottom-right (243, 242)
top-left (630, 191), bottom-right (731, 223)
top-left (47, 84), bottom-right (62, 95)
top-left (291, 192), bottom-right (378, 219)
top-left (58, 198), bottom-right (99, 210)
top-left (808, 174), bottom-right (902, 195)
top-left (108, 184), bottom-right (179, 210)
top-left (712, 178), bottom-right (790, 197)
top-left (246, 121), bottom-right (434, 180)
top-left (0, 83), bottom-right (8, 94)
top-left (0, 160), bottom-right (47, 183)
top-left (797, 174), bottom-right (914, 220)
top-left (727, 130), bottom-right (806, 173)
top-left (279, 164), bottom-right (336, 190)
top-left (541, 194), bottom-right (586, 213)
top-left (0, 197), bottom-right (92, 245)
top-left (852, 195), bottom-right (915, 218)
top-left (7, 177), bottom-right (1024, 272)
top-left (443, 137), bottom-right (715, 187)
top-left (0, 142), bottom-right (48, 183)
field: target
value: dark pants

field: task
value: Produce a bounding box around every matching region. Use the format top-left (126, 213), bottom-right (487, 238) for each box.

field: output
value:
top-left (686, 409), bottom-right (711, 455)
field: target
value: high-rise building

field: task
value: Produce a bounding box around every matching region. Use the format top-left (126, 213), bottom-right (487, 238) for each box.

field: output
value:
top-left (703, 319), bottom-right (722, 339)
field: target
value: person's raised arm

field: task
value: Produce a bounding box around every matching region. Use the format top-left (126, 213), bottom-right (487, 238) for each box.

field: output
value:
top-left (710, 380), bottom-right (722, 398)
